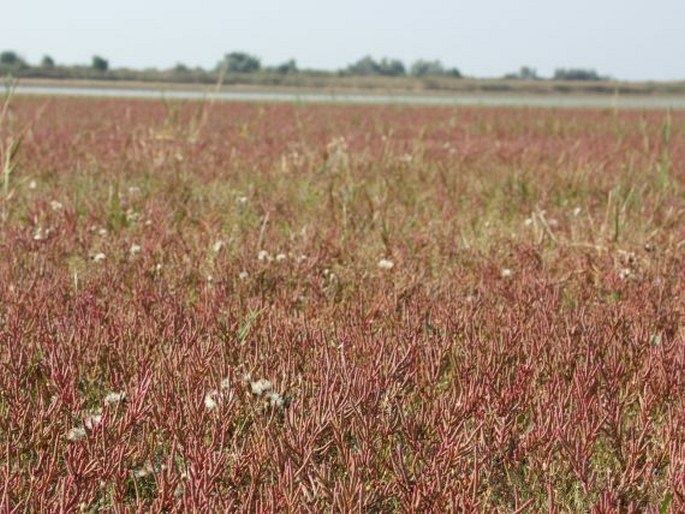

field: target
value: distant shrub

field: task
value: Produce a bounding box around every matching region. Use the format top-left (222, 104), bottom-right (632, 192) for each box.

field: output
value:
top-left (218, 52), bottom-right (261, 73)
top-left (0, 50), bottom-right (27, 69)
top-left (41, 55), bottom-right (55, 68)
top-left (553, 68), bottom-right (603, 81)
top-left (504, 66), bottom-right (539, 80)
top-left (376, 58), bottom-right (406, 76)
top-left (346, 56), bottom-right (406, 76)
top-left (92, 55), bottom-right (109, 72)
top-left (275, 59), bottom-right (298, 74)
top-left (410, 59), bottom-right (461, 78)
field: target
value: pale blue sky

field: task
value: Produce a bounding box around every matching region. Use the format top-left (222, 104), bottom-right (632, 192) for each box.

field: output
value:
top-left (4, 0), bottom-right (684, 80)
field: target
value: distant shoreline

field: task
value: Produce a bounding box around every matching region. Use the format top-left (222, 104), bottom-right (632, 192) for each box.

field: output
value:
top-left (11, 75), bottom-right (685, 98)
top-left (11, 78), bottom-right (685, 110)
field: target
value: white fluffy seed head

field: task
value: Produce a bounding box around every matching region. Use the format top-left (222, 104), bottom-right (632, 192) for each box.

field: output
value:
top-left (204, 390), bottom-right (219, 411)
top-left (84, 414), bottom-right (102, 430)
top-left (250, 379), bottom-right (273, 396)
top-left (378, 259), bottom-right (394, 270)
top-left (67, 427), bottom-right (87, 442)
top-left (104, 391), bottom-right (126, 406)
top-left (267, 391), bottom-right (285, 409)
top-left (33, 227), bottom-right (47, 241)
top-left (132, 464), bottom-right (153, 478)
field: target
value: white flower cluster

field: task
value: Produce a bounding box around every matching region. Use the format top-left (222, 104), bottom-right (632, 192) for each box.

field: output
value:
top-left (66, 390), bottom-right (126, 442)
top-left (33, 226), bottom-right (52, 241)
top-left (213, 240), bottom-right (225, 253)
top-left (378, 259), bottom-right (395, 270)
top-left (617, 250), bottom-right (641, 282)
top-left (205, 374), bottom-right (287, 411)
top-left (203, 378), bottom-right (233, 412)
top-left (257, 250), bottom-right (288, 264)
top-left (245, 374), bottom-right (287, 409)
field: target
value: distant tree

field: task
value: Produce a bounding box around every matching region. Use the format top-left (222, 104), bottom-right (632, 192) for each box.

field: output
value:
top-left (92, 55), bottom-right (109, 72)
top-left (504, 66), bottom-right (539, 80)
top-left (347, 56), bottom-right (379, 75)
top-left (218, 52), bottom-right (261, 73)
top-left (276, 59), bottom-right (298, 74)
top-left (553, 68), bottom-right (602, 81)
top-left (377, 58), bottom-right (406, 76)
top-left (0, 50), bottom-right (26, 68)
top-left (347, 56), bottom-right (405, 76)
top-left (173, 63), bottom-right (189, 73)
top-left (411, 59), bottom-right (447, 76)
top-left (41, 55), bottom-right (55, 68)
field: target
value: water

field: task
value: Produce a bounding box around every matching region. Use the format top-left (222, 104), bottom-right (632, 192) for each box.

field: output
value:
top-left (13, 84), bottom-right (685, 110)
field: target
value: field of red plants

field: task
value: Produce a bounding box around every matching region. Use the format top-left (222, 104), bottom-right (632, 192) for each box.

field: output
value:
top-left (1, 93), bottom-right (684, 511)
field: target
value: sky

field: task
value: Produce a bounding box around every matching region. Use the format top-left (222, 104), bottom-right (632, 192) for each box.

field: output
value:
top-left (4, 0), bottom-right (685, 81)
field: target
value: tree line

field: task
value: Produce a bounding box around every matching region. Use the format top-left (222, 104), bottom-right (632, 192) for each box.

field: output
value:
top-left (0, 49), bottom-right (608, 82)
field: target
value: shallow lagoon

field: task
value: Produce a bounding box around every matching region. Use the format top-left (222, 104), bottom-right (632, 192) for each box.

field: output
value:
top-left (15, 84), bottom-right (685, 109)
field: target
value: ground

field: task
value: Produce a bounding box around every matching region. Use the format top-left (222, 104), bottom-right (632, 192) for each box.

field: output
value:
top-left (0, 94), bottom-right (684, 511)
